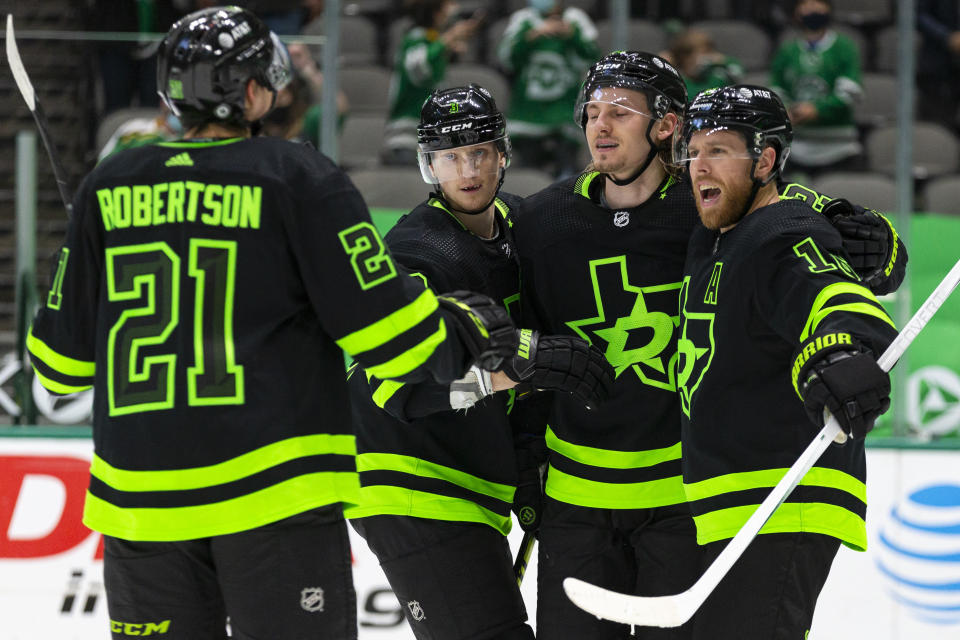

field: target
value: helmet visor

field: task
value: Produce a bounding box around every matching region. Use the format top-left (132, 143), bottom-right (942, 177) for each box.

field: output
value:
top-left (674, 118), bottom-right (756, 166)
top-left (575, 85), bottom-right (661, 127)
top-left (265, 32), bottom-right (292, 92)
top-left (417, 138), bottom-right (509, 185)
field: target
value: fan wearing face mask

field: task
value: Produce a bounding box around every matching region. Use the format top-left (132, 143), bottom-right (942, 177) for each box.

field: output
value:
top-left (770, 0), bottom-right (864, 176)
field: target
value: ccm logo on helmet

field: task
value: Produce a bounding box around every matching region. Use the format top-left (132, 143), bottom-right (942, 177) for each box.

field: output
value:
top-left (440, 123), bottom-right (474, 133)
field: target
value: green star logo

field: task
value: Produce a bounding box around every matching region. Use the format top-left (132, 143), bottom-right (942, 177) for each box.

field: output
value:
top-left (677, 276), bottom-right (716, 418)
top-left (566, 256), bottom-right (681, 391)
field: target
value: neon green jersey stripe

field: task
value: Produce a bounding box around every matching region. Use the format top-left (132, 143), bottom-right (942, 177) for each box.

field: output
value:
top-left (26, 328), bottom-right (95, 377)
top-left (336, 289), bottom-right (439, 355)
top-left (545, 465), bottom-right (686, 509)
top-left (344, 485), bottom-right (512, 535)
top-left (692, 502), bottom-right (867, 551)
top-left (363, 319), bottom-right (448, 380)
top-left (806, 302), bottom-right (896, 341)
top-left (157, 138), bottom-right (243, 148)
top-left (800, 282), bottom-right (893, 341)
top-left (356, 452), bottom-right (514, 503)
top-left (91, 434), bottom-right (356, 492)
top-left (83, 471), bottom-right (360, 541)
top-left (32, 367), bottom-right (92, 395)
top-left (545, 426), bottom-right (681, 469)
top-left (372, 379), bottom-right (405, 409)
top-left (683, 467), bottom-right (866, 503)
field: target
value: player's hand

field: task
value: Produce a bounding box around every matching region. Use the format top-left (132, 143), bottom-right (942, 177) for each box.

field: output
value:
top-left (437, 291), bottom-right (517, 372)
top-left (793, 332), bottom-right (890, 440)
top-left (823, 198), bottom-right (896, 289)
top-left (499, 330), bottom-right (615, 409)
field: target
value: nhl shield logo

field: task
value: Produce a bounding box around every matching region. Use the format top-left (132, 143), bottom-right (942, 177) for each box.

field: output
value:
top-left (407, 600), bottom-right (427, 622)
top-left (300, 587), bottom-right (325, 612)
top-left (613, 211), bottom-right (630, 227)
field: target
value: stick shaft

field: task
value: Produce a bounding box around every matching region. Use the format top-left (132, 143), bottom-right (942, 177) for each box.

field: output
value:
top-left (514, 530), bottom-right (536, 586)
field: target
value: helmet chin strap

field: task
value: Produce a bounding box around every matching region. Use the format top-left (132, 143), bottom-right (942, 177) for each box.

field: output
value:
top-left (729, 158), bottom-right (776, 227)
top-left (435, 166), bottom-right (506, 216)
top-left (606, 118), bottom-right (659, 187)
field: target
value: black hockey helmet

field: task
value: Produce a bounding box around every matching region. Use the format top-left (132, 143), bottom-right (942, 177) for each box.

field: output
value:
top-left (573, 50), bottom-right (687, 130)
top-left (678, 85), bottom-right (793, 183)
top-left (416, 84), bottom-right (512, 186)
top-left (156, 6), bottom-right (291, 127)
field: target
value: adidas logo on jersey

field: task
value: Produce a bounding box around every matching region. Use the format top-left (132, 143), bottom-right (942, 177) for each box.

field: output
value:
top-left (165, 152), bottom-right (194, 167)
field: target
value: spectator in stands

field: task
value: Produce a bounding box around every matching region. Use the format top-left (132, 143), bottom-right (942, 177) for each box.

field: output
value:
top-left (664, 28), bottom-right (744, 99)
top-left (497, 0), bottom-right (599, 178)
top-left (284, 42), bottom-right (349, 146)
top-left (382, 0), bottom-right (483, 165)
top-left (97, 103), bottom-right (181, 160)
top-left (770, 0), bottom-right (863, 176)
top-left (917, 0), bottom-right (960, 128)
top-left (85, 1), bottom-right (183, 115)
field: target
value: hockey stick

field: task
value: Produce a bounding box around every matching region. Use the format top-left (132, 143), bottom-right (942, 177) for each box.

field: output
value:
top-left (6, 14), bottom-right (73, 215)
top-left (564, 255), bottom-right (960, 629)
top-left (513, 530), bottom-right (536, 586)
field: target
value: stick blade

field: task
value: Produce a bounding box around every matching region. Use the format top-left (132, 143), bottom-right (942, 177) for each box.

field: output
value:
top-left (6, 14), bottom-right (36, 111)
top-left (563, 577), bottom-right (694, 628)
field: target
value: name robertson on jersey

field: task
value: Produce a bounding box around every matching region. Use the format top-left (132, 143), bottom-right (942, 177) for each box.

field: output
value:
top-left (96, 181), bottom-right (262, 231)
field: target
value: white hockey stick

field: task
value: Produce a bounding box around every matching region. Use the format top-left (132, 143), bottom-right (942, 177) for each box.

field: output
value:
top-left (6, 14), bottom-right (73, 215)
top-left (564, 255), bottom-right (960, 629)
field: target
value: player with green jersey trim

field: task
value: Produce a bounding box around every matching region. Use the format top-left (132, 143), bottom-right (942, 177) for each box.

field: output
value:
top-left (677, 83), bottom-right (897, 639)
top-left (27, 9), bottom-right (515, 640)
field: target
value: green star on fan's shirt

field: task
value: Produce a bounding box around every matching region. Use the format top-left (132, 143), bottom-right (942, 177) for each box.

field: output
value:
top-left (566, 256), bottom-right (682, 391)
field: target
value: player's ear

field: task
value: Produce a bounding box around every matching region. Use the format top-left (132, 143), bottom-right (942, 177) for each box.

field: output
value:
top-left (754, 146), bottom-right (777, 182)
top-left (656, 112), bottom-right (679, 142)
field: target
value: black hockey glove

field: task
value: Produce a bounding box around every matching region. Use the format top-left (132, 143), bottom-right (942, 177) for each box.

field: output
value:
top-left (512, 435), bottom-right (548, 534)
top-left (792, 332), bottom-right (891, 440)
top-left (437, 291), bottom-right (517, 371)
top-left (823, 198), bottom-right (899, 291)
top-left (499, 330), bottom-right (615, 410)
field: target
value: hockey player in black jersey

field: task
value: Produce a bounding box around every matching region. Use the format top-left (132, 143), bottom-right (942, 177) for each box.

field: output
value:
top-left (675, 85), bottom-right (897, 639)
top-left (26, 9), bottom-right (519, 640)
top-left (514, 51), bottom-right (907, 640)
top-left (347, 84), bottom-right (614, 640)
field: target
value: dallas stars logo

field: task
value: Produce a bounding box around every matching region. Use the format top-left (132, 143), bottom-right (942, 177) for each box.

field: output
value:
top-left (677, 276), bottom-right (716, 418)
top-left (566, 255), bottom-right (681, 391)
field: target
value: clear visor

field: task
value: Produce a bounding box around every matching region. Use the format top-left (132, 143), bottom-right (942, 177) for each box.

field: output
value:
top-left (417, 138), bottom-right (508, 185)
top-left (674, 125), bottom-right (756, 166)
top-left (576, 86), bottom-right (657, 125)
top-left (265, 32), bottom-right (292, 92)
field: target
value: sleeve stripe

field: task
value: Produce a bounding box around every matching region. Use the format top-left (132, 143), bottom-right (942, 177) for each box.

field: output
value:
top-left (356, 452), bottom-right (515, 502)
top-left (807, 302), bottom-right (897, 340)
top-left (26, 328), bottom-right (96, 377)
top-left (372, 379), bottom-right (405, 409)
top-left (335, 289), bottom-right (438, 356)
top-left (800, 282), bottom-right (894, 341)
top-left (32, 368), bottom-right (92, 395)
top-left (364, 320), bottom-right (447, 380)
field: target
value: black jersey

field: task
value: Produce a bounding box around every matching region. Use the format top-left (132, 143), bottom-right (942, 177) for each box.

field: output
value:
top-left (678, 198), bottom-right (897, 550)
top-left (515, 171), bottom-right (700, 510)
top-left (346, 195), bottom-right (522, 534)
top-left (27, 137), bottom-right (472, 542)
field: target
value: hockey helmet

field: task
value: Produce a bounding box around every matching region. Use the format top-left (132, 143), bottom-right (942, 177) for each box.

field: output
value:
top-left (573, 51), bottom-right (687, 130)
top-left (677, 85), bottom-right (793, 183)
top-left (417, 84), bottom-right (512, 185)
top-left (156, 6), bottom-right (291, 126)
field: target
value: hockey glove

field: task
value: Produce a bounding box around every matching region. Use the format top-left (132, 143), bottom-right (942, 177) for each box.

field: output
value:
top-left (792, 332), bottom-right (891, 440)
top-left (823, 198), bottom-right (899, 291)
top-left (437, 291), bottom-right (517, 372)
top-left (499, 330), bottom-right (615, 410)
